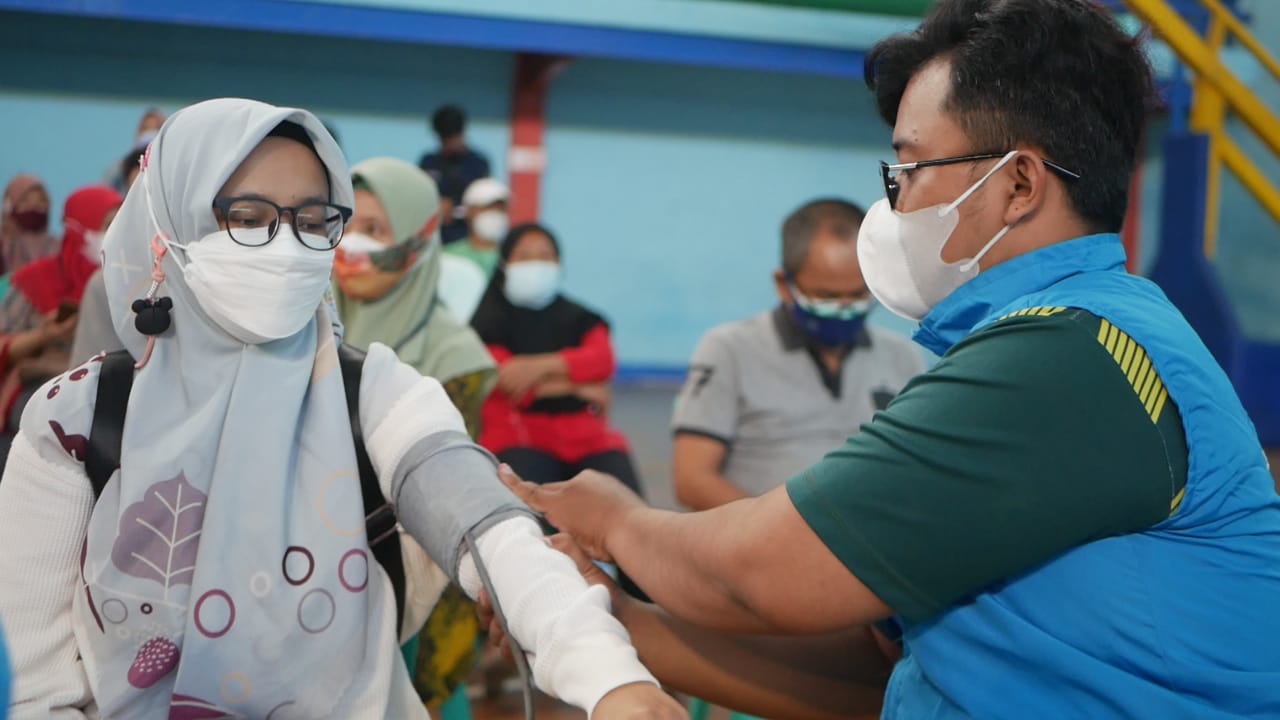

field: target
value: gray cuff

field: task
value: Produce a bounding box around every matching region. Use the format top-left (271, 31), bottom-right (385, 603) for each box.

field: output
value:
top-left (392, 430), bottom-right (535, 580)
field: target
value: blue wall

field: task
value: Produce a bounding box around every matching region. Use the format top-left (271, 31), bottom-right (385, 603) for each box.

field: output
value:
top-left (1, 9), bottom-right (912, 367)
top-left (0, 5), bottom-right (1187, 368)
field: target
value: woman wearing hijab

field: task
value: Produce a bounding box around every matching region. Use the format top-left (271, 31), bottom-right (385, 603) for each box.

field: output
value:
top-left (0, 99), bottom-right (679, 720)
top-left (333, 157), bottom-right (494, 718)
top-left (0, 175), bottom-right (58, 284)
top-left (0, 185), bottom-right (123, 459)
top-left (471, 223), bottom-right (643, 503)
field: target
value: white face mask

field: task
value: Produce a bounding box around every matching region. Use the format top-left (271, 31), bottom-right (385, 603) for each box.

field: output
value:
top-left (336, 231), bottom-right (388, 257)
top-left (167, 226), bottom-right (335, 344)
top-left (83, 230), bottom-right (106, 263)
top-left (503, 260), bottom-right (561, 310)
top-left (472, 209), bottom-right (509, 242)
top-left (857, 150), bottom-right (1019, 321)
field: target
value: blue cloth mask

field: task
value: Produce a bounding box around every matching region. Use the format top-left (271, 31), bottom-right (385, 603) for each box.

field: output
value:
top-left (787, 284), bottom-right (873, 348)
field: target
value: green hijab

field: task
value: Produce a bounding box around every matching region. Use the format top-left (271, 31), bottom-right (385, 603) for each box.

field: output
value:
top-left (335, 157), bottom-right (494, 385)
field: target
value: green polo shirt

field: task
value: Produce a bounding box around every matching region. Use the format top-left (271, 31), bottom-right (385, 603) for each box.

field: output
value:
top-left (787, 307), bottom-right (1189, 624)
top-left (443, 239), bottom-right (499, 278)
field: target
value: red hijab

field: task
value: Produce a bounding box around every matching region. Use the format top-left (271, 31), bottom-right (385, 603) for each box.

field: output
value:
top-left (11, 185), bottom-right (123, 315)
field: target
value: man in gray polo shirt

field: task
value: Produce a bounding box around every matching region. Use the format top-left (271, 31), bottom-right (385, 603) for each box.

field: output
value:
top-left (672, 198), bottom-right (924, 510)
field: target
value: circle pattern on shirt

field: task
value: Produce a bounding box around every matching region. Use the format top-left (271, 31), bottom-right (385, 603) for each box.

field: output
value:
top-left (316, 470), bottom-right (364, 538)
top-left (220, 671), bottom-right (253, 704)
top-left (339, 549), bottom-right (368, 593)
top-left (101, 598), bottom-right (128, 624)
top-left (282, 546), bottom-right (314, 586)
top-left (297, 589), bottom-right (335, 634)
top-left (250, 570), bottom-right (272, 598)
top-left (194, 589), bottom-right (236, 638)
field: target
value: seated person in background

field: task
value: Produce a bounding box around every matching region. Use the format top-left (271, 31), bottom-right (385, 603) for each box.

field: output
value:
top-left (470, 223), bottom-right (642, 517)
top-left (444, 178), bottom-right (509, 278)
top-left (331, 156), bottom-right (495, 716)
top-left (418, 104), bottom-right (491, 245)
top-left (0, 186), bottom-right (122, 460)
top-left (1, 175), bottom-right (58, 285)
top-left (0, 99), bottom-right (677, 720)
top-left (334, 156), bottom-right (495, 434)
top-left (672, 199), bottom-right (923, 511)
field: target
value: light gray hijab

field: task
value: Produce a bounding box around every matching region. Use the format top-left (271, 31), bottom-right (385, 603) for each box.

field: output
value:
top-left (80, 98), bottom-right (406, 718)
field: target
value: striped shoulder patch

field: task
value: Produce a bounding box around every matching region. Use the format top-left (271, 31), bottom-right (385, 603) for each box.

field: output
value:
top-left (1096, 318), bottom-right (1170, 427)
top-left (1098, 319), bottom-right (1186, 516)
top-left (997, 306), bottom-right (1068, 321)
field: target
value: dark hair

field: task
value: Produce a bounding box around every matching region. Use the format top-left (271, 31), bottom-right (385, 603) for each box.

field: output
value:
top-left (865, 0), bottom-right (1157, 232)
top-left (432, 105), bottom-right (466, 139)
top-left (500, 222), bottom-right (561, 263)
top-left (119, 146), bottom-right (143, 180)
top-left (781, 199), bottom-right (865, 277)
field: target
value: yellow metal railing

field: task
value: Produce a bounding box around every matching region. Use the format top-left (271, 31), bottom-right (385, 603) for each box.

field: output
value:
top-left (1124, 0), bottom-right (1280, 257)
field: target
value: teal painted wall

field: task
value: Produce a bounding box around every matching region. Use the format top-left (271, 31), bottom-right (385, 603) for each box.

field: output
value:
top-left (0, 5), bottom-right (1187, 366)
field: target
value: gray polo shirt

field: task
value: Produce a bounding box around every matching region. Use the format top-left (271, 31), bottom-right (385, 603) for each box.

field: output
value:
top-left (671, 308), bottom-right (925, 497)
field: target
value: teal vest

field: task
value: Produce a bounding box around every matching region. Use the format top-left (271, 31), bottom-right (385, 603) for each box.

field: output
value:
top-left (884, 234), bottom-right (1280, 719)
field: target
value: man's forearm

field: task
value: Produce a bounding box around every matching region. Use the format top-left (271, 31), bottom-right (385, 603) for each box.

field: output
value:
top-left (675, 470), bottom-right (750, 511)
top-left (608, 504), bottom-right (776, 632)
top-left (617, 600), bottom-right (889, 720)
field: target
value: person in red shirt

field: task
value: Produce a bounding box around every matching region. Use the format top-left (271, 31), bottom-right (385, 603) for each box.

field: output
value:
top-left (471, 222), bottom-right (643, 512)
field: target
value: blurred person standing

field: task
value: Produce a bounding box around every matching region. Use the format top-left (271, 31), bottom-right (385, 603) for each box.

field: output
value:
top-left (672, 199), bottom-right (923, 511)
top-left (333, 156), bottom-right (496, 719)
top-left (103, 108), bottom-right (165, 193)
top-left (444, 178), bottom-right (508, 279)
top-left (419, 105), bottom-right (491, 245)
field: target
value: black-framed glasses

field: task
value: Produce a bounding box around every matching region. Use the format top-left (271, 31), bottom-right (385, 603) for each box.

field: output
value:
top-left (212, 196), bottom-right (353, 251)
top-left (879, 152), bottom-right (1081, 209)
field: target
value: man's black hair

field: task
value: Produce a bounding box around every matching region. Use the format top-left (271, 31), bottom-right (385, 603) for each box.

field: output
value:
top-left (865, 0), bottom-right (1158, 231)
top-left (432, 105), bottom-right (466, 140)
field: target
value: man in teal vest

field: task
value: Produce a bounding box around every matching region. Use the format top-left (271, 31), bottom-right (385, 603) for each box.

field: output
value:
top-left (494, 0), bottom-right (1280, 718)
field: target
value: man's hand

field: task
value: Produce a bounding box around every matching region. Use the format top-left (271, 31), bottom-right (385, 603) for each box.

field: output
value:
top-left (498, 465), bottom-right (647, 562)
top-left (591, 682), bottom-right (688, 719)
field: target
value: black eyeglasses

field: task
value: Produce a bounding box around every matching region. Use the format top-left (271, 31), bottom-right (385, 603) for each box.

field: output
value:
top-left (212, 196), bottom-right (353, 251)
top-left (879, 152), bottom-right (1081, 209)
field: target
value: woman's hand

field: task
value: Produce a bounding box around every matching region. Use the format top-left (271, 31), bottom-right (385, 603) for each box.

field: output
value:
top-left (497, 355), bottom-right (557, 399)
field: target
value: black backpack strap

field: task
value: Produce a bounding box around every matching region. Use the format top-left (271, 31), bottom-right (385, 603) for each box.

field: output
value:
top-left (338, 344), bottom-right (407, 633)
top-left (86, 351), bottom-right (136, 500)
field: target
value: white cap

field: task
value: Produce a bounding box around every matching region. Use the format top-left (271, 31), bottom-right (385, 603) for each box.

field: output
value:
top-left (462, 177), bottom-right (510, 208)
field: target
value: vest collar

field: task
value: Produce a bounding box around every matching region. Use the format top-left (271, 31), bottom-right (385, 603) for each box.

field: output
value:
top-left (913, 234), bottom-right (1126, 356)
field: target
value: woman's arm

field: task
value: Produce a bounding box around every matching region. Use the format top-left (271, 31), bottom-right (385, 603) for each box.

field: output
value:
top-left (0, 382), bottom-right (98, 719)
top-left (358, 343), bottom-right (676, 717)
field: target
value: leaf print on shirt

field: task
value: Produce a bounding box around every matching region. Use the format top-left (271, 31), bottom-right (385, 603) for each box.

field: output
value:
top-left (110, 472), bottom-right (206, 601)
top-left (49, 420), bottom-right (88, 462)
top-left (169, 694), bottom-right (242, 719)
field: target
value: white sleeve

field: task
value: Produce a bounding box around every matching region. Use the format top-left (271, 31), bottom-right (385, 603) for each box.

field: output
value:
top-left (0, 430), bottom-right (94, 719)
top-left (457, 517), bottom-right (658, 718)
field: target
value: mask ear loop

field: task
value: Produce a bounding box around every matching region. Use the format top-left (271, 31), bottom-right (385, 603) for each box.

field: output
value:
top-left (940, 150), bottom-right (1020, 273)
top-left (130, 156), bottom-right (176, 369)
